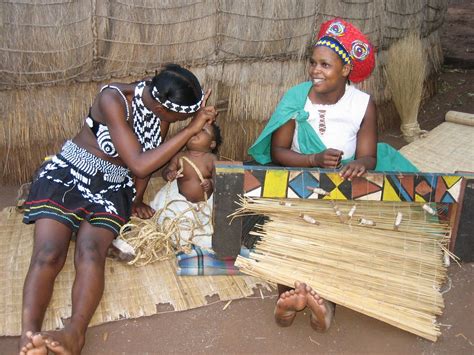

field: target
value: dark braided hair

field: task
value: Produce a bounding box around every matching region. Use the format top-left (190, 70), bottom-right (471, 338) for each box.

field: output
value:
top-left (150, 64), bottom-right (202, 107)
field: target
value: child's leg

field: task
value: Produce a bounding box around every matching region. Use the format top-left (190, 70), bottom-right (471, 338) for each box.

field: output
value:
top-left (41, 222), bottom-right (115, 355)
top-left (274, 281), bottom-right (308, 327)
top-left (20, 219), bottom-right (72, 354)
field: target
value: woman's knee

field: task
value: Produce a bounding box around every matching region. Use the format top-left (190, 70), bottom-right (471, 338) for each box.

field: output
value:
top-left (75, 239), bottom-right (108, 265)
top-left (31, 242), bottom-right (68, 269)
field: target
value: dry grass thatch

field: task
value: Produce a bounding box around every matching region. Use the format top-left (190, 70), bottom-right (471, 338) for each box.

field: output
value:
top-left (1, 0), bottom-right (448, 183)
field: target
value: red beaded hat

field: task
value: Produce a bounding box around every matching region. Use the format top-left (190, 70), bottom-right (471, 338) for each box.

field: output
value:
top-left (315, 18), bottom-right (376, 83)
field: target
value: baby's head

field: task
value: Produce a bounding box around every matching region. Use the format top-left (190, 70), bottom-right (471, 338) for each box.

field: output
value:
top-left (209, 122), bottom-right (222, 154)
top-left (186, 122), bottom-right (222, 154)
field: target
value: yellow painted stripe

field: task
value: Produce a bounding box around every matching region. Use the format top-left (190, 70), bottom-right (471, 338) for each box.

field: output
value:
top-left (215, 165), bottom-right (245, 173)
top-left (263, 170), bottom-right (289, 198)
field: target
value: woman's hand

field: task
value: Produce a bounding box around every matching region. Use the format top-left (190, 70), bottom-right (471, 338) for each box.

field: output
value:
top-left (339, 159), bottom-right (371, 180)
top-left (131, 200), bottom-right (155, 219)
top-left (308, 148), bottom-right (343, 168)
top-left (186, 89), bottom-right (217, 134)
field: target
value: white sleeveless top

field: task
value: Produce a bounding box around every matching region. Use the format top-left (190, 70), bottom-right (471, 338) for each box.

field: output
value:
top-left (291, 85), bottom-right (370, 160)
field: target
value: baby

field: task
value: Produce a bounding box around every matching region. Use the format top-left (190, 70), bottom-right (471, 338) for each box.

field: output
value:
top-left (150, 122), bottom-right (222, 249)
top-left (162, 122), bottom-right (221, 202)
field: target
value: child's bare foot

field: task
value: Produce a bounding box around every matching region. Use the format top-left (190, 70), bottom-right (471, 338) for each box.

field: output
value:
top-left (274, 281), bottom-right (308, 327)
top-left (19, 331), bottom-right (47, 355)
top-left (306, 286), bottom-right (335, 332)
top-left (41, 326), bottom-right (85, 355)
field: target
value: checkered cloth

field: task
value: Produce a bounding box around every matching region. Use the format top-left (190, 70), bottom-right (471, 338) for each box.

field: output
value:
top-left (176, 246), bottom-right (250, 276)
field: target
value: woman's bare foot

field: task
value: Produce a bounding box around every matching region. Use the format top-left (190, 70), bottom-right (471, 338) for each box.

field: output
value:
top-left (306, 286), bottom-right (335, 332)
top-left (274, 281), bottom-right (308, 327)
top-left (41, 326), bottom-right (85, 355)
top-left (19, 331), bottom-right (47, 355)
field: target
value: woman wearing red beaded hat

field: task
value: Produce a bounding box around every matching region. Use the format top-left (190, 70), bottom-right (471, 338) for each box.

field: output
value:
top-left (248, 19), bottom-right (417, 332)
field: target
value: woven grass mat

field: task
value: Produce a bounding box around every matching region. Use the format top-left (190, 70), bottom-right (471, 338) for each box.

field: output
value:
top-left (399, 121), bottom-right (474, 173)
top-left (0, 206), bottom-right (270, 336)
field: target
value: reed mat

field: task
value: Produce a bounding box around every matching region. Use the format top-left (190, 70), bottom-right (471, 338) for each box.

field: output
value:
top-left (0, 205), bottom-right (270, 336)
top-left (234, 197), bottom-right (452, 341)
top-left (399, 121), bottom-right (474, 173)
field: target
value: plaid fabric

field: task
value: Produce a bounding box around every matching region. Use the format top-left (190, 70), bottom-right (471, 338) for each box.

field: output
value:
top-left (176, 246), bottom-right (250, 276)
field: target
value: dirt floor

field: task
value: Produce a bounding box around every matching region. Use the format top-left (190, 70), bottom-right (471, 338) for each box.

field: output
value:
top-left (1, 1), bottom-right (473, 354)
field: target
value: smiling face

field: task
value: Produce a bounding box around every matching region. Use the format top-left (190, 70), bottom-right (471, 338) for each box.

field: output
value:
top-left (308, 46), bottom-right (351, 98)
top-left (186, 123), bottom-right (216, 152)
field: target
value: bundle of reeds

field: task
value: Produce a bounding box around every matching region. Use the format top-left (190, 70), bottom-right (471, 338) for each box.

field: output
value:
top-left (117, 181), bottom-right (213, 266)
top-left (233, 197), bottom-right (452, 341)
top-left (385, 32), bottom-right (428, 142)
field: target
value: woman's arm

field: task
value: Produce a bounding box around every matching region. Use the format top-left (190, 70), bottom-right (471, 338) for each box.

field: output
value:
top-left (160, 120), bottom-right (170, 140)
top-left (131, 175), bottom-right (155, 219)
top-left (339, 98), bottom-right (377, 180)
top-left (134, 175), bottom-right (150, 203)
top-left (100, 91), bottom-right (216, 178)
top-left (271, 120), bottom-right (342, 168)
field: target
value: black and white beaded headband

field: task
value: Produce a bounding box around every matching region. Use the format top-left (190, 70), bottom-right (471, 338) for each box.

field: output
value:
top-left (151, 86), bottom-right (204, 114)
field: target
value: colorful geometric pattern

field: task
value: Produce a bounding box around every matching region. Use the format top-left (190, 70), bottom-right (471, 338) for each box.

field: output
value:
top-left (216, 164), bottom-right (465, 203)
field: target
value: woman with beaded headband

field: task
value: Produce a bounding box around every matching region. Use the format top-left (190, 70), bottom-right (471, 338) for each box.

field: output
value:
top-left (248, 19), bottom-right (417, 332)
top-left (19, 64), bottom-right (217, 354)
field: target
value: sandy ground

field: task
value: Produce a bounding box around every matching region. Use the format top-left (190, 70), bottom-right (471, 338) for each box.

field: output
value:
top-left (1, 1), bottom-right (473, 354)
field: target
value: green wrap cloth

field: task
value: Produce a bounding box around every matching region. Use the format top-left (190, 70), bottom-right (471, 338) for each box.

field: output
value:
top-left (248, 81), bottom-right (418, 173)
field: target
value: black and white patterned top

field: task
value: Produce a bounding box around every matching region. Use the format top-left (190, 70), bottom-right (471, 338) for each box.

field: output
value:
top-left (85, 82), bottom-right (162, 157)
top-left (131, 81), bottom-right (162, 152)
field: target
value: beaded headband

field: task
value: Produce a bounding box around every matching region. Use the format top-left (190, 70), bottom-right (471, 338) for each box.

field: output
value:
top-left (315, 36), bottom-right (352, 65)
top-left (151, 86), bottom-right (204, 114)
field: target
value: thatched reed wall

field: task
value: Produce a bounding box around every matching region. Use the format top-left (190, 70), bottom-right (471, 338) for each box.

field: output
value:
top-left (1, 0), bottom-right (448, 184)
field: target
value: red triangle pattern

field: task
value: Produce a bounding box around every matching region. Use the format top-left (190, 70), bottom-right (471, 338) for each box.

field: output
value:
top-left (435, 176), bottom-right (448, 202)
top-left (352, 177), bottom-right (382, 199)
top-left (244, 171), bottom-right (261, 193)
top-left (400, 175), bottom-right (415, 197)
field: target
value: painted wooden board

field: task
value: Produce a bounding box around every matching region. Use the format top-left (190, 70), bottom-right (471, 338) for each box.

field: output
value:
top-left (212, 162), bottom-right (470, 258)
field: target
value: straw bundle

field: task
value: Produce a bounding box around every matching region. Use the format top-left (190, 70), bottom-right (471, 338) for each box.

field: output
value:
top-left (385, 32), bottom-right (428, 142)
top-left (118, 182), bottom-right (213, 267)
top-left (233, 197), bottom-right (451, 341)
